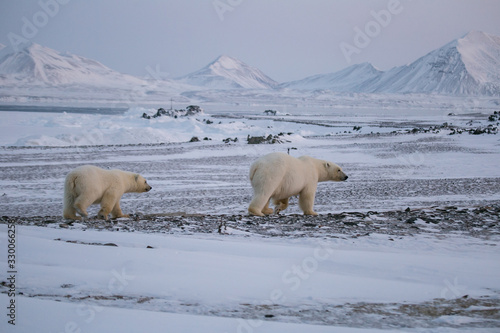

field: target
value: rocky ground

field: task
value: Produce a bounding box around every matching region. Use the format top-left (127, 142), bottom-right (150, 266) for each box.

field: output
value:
top-left (2, 204), bottom-right (499, 240)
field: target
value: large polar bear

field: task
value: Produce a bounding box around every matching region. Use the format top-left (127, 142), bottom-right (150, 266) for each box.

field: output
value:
top-left (63, 165), bottom-right (152, 220)
top-left (248, 152), bottom-right (348, 216)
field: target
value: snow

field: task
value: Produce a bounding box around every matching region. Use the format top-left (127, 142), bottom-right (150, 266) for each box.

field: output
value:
top-left (0, 102), bottom-right (500, 332)
top-left (3, 295), bottom-right (382, 333)
top-left (1, 224), bottom-right (499, 332)
top-left (0, 107), bottom-right (309, 146)
top-left (457, 31), bottom-right (500, 84)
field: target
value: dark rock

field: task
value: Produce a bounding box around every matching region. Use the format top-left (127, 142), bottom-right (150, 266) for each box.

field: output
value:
top-left (406, 217), bottom-right (418, 224)
top-left (247, 133), bottom-right (290, 144)
top-left (223, 137), bottom-right (238, 143)
top-left (343, 222), bottom-right (358, 226)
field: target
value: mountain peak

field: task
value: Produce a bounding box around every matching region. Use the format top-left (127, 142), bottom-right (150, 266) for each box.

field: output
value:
top-left (461, 30), bottom-right (493, 41)
top-left (456, 31), bottom-right (500, 85)
top-left (0, 42), bottom-right (146, 87)
top-left (179, 55), bottom-right (278, 89)
top-left (209, 55), bottom-right (242, 69)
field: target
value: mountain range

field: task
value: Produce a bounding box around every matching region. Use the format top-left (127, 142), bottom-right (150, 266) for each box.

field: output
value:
top-left (282, 31), bottom-right (500, 96)
top-left (0, 31), bottom-right (499, 97)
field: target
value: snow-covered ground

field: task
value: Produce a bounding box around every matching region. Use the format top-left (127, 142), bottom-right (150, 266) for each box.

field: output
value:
top-left (1, 104), bottom-right (499, 332)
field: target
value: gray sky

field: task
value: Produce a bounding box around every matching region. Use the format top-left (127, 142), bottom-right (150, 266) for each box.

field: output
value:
top-left (1, 0), bottom-right (499, 82)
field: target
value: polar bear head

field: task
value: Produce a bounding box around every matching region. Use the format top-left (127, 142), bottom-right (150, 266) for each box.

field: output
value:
top-left (324, 162), bottom-right (348, 182)
top-left (134, 174), bottom-right (152, 192)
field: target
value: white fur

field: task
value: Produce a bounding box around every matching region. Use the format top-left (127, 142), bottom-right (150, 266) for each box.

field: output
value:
top-left (63, 165), bottom-right (151, 220)
top-left (248, 152), bottom-right (347, 216)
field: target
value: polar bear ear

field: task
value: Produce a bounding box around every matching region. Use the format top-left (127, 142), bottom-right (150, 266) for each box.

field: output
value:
top-left (134, 174), bottom-right (139, 181)
top-left (324, 162), bottom-right (330, 169)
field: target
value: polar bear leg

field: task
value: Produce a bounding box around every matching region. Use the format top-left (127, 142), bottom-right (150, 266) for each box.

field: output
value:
top-left (274, 198), bottom-right (289, 214)
top-left (299, 187), bottom-right (318, 216)
top-left (248, 197), bottom-right (266, 216)
top-left (73, 196), bottom-right (90, 218)
top-left (111, 201), bottom-right (129, 219)
top-left (262, 199), bottom-right (274, 215)
top-left (63, 206), bottom-right (82, 220)
top-left (248, 193), bottom-right (274, 216)
top-left (97, 191), bottom-right (117, 220)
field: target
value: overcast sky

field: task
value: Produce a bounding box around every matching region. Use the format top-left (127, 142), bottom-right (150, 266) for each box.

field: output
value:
top-left (1, 0), bottom-right (499, 82)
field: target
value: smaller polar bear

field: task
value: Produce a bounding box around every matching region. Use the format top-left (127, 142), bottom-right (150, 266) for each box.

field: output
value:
top-left (63, 165), bottom-right (152, 220)
top-left (248, 152), bottom-right (348, 216)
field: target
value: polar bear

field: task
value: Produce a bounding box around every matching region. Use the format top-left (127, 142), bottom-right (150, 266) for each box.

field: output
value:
top-left (63, 165), bottom-right (152, 220)
top-left (248, 152), bottom-right (347, 216)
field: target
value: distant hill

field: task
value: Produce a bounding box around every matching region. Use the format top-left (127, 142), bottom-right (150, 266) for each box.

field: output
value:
top-left (177, 55), bottom-right (278, 89)
top-left (0, 42), bottom-right (147, 88)
top-left (280, 62), bottom-right (382, 91)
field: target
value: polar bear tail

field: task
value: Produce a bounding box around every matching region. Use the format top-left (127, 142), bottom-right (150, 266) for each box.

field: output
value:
top-left (249, 163), bottom-right (258, 182)
top-left (62, 173), bottom-right (78, 219)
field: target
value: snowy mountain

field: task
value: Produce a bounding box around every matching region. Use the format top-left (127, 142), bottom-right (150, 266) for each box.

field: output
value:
top-left (280, 62), bottom-right (382, 91)
top-left (0, 31), bottom-right (498, 105)
top-left (282, 31), bottom-right (500, 96)
top-left (365, 31), bottom-right (500, 95)
top-left (177, 55), bottom-right (278, 89)
top-left (0, 42), bottom-right (147, 87)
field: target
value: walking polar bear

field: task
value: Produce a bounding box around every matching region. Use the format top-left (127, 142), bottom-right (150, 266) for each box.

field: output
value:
top-left (248, 152), bottom-right (348, 216)
top-left (63, 165), bottom-right (152, 220)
